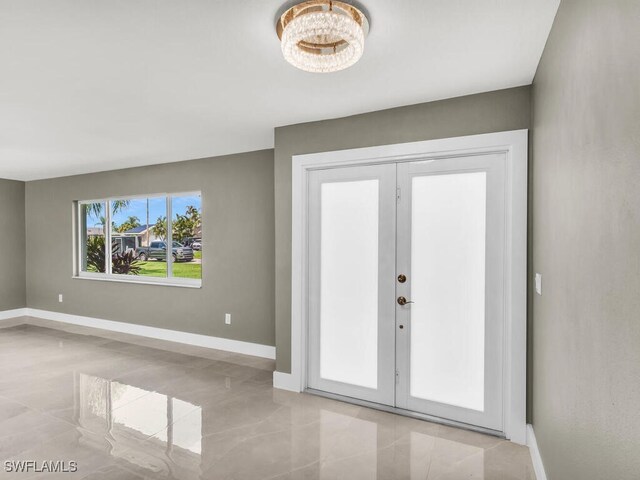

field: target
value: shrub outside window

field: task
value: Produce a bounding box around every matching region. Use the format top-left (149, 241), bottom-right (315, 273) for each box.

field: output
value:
top-left (77, 192), bottom-right (202, 287)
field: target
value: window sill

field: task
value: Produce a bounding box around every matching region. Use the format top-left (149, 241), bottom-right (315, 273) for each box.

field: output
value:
top-left (73, 274), bottom-right (202, 289)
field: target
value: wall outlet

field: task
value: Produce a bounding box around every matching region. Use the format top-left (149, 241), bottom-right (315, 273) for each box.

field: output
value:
top-left (535, 273), bottom-right (542, 295)
top-left (225, 313), bottom-right (231, 325)
top-left (58, 294), bottom-right (63, 303)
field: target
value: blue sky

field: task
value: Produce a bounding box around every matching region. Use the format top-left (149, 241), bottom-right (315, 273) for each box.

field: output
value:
top-left (86, 195), bottom-right (201, 228)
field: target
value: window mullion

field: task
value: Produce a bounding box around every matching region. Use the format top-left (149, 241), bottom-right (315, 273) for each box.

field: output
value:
top-left (78, 203), bottom-right (84, 275)
top-left (166, 195), bottom-right (173, 278)
top-left (105, 201), bottom-right (112, 276)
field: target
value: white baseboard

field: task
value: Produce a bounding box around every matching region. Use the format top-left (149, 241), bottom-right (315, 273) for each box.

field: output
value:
top-left (2, 308), bottom-right (275, 360)
top-left (0, 308), bottom-right (28, 320)
top-left (527, 424), bottom-right (548, 480)
top-left (273, 371), bottom-right (302, 392)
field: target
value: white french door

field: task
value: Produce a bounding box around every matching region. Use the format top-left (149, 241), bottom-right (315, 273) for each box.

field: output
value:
top-left (307, 153), bottom-right (507, 432)
top-left (395, 155), bottom-right (505, 431)
top-left (307, 164), bottom-right (397, 405)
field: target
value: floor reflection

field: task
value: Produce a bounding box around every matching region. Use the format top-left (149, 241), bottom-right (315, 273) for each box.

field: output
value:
top-left (0, 324), bottom-right (534, 479)
top-left (73, 372), bottom-right (491, 479)
top-left (76, 373), bottom-right (202, 477)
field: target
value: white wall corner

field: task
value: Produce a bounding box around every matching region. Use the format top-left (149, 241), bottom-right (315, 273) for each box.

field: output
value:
top-left (527, 424), bottom-right (548, 480)
top-left (0, 308), bottom-right (28, 321)
top-left (273, 371), bottom-right (302, 392)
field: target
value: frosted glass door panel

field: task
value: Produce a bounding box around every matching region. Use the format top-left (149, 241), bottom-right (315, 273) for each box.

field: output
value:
top-left (410, 172), bottom-right (487, 411)
top-left (320, 180), bottom-right (379, 388)
top-left (308, 163), bottom-right (396, 406)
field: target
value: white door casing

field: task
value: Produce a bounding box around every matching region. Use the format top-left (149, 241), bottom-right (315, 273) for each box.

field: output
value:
top-left (284, 130), bottom-right (528, 444)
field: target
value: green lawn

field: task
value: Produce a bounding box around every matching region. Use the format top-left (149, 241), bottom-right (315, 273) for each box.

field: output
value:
top-left (137, 260), bottom-right (201, 279)
top-left (194, 250), bottom-right (202, 260)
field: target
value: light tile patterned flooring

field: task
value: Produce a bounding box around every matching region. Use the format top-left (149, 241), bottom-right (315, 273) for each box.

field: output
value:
top-left (0, 318), bottom-right (535, 479)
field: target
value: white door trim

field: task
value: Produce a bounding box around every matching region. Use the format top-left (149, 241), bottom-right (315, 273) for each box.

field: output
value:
top-left (288, 129), bottom-right (528, 444)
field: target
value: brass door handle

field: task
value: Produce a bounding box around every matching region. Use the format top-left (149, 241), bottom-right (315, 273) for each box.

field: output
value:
top-left (397, 296), bottom-right (414, 306)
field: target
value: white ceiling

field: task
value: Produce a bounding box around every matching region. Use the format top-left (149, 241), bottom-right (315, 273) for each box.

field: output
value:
top-left (0, 0), bottom-right (559, 181)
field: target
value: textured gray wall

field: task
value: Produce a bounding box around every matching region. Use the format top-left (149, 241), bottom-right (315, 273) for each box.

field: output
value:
top-left (531, 1), bottom-right (640, 479)
top-left (0, 179), bottom-right (26, 311)
top-left (25, 150), bottom-right (276, 347)
top-left (274, 86), bottom-right (532, 373)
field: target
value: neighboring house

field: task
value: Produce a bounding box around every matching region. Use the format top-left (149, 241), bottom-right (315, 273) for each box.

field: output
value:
top-left (86, 226), bottom-right (104, 237)
top-left (111, 225), bottom-right (162, 255)
top-left (123, 224), bottom-right (162, 247)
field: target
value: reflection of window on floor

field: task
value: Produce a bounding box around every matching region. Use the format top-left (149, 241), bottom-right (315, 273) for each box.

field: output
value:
top-left (77, 373), bottom-right (202, 472)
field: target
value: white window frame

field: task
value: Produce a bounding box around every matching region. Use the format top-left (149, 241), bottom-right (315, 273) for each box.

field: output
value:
top-left (75, 191), bottom-right (202, 288)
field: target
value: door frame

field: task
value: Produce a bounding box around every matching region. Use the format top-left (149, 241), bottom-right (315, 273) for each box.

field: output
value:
top-left (287, 130), bottom-right (528, 444)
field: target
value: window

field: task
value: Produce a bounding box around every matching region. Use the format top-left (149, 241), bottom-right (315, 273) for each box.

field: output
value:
top-left (77, 192), bottom-right (202, 287)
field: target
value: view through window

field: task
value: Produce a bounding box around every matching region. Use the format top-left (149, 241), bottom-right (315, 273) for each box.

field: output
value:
top-left (79, 192), bottom-right (202, 285)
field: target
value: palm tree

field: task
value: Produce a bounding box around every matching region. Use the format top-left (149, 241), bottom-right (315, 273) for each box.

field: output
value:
top-left (117, 216), bottom-right (141, 233)
top-left (186, 205), bottom-right (200, 224)
top-left (126, 215), bottom-right (140, 228)
top-left (171, 206), bottom-right (201, 243)
top-left (94, 216), bottom-right (117, 235)
top-left (153, 216), bottom-right (167, 241)
top-left (85, 200), bottom-right (130, 219)
top-left (172, 214), bottom-right (192, 243)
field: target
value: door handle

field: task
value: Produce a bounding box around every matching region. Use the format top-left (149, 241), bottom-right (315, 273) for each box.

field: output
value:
top-left (397, 296), bottom-right (414, 306)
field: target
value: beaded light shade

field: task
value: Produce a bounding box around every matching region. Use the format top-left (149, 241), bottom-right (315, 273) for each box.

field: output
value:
top-left (276, 1), bottom-right (369, 73)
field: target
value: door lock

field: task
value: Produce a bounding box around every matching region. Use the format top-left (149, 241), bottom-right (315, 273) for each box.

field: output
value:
top-left (397, 296), bottom-right (414, 306)
top-left (397, 274), bottom-right (407, 283)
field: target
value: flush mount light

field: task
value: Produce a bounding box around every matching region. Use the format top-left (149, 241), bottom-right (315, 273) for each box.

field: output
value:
top-left (276, 0), bottom-right (370, 73)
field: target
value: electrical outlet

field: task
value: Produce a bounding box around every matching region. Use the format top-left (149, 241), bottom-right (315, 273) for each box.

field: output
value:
top-left (535, 273), bottom-right (542, 295)
top-left (58, 294), bottom-right (63, 303)
top-left (225, 313), bottom-right (231, 325)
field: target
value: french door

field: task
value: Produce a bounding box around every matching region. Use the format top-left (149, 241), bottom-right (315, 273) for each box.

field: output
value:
top-left (307, 154), bottom-right (506, 432)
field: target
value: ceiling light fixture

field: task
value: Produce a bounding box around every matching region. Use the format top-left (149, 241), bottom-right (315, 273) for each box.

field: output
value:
top-left (276, 0), bottom-right (370, 73)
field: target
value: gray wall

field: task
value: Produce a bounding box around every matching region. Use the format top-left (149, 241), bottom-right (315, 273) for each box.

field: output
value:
top-left (274, 86), bottom-right (532, 373)
top-left (0, 179), bottom-right (26, 311)
top-left (531, 1), bottom-right (640, 479)
top-left (25, 150), bottom-right (276, 347)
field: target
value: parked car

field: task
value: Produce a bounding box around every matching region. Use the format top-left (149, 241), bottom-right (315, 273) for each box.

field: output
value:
top-left (182, 237), bottom-right (202, 251)
top-left (136, 241), bottom-right (194, 262)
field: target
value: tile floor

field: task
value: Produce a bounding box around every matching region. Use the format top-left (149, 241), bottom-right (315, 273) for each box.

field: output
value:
top-left (0, 318), bottom-right (535, 479)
